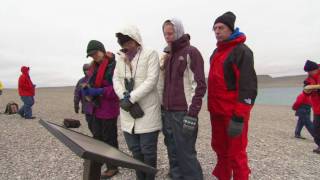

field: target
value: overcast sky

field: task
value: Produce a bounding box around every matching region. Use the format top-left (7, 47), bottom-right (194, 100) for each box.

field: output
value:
top-left (0, 0), bottom-right (319, 88)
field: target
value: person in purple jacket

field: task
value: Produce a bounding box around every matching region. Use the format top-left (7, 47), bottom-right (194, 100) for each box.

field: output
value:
top-left (74, 64), bottom-right (91, 124)
top-left (82, 40), bottom-right (120, 179)
top-left (159, 19), bottom-right (207, 180)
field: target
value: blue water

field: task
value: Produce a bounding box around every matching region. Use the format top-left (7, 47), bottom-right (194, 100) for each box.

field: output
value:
top-left (256, 87), bottom-right (303, 106)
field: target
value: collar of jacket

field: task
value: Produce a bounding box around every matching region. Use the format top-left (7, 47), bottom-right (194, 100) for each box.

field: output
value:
top-left (171, 34), bottom-right (190, 53)
top-left (309, 70), bottom-right (320, 81)
top-left (216, 34), bottom-right (246, 50)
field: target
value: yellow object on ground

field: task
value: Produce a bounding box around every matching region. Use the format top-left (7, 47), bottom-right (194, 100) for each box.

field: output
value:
top-left (0, 81), bottom-right (3, 90)
top-left (304, 84), bottom-right (320, 90)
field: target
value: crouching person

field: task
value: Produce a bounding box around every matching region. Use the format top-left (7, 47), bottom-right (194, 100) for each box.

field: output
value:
top-left (113, 25), bottom-right (161, 180)
top-left (84, 40), bottom-right (120, 178)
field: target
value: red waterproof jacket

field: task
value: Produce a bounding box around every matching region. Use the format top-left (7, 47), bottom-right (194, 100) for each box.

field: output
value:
top-left (18, 66), bottom-right (35, 96)
top-left (208, 35), bottom-right (257, 118)
top-left (304, 71), bottom-right (320, 115)
top-left (292, 92), bottom-right (311, 111)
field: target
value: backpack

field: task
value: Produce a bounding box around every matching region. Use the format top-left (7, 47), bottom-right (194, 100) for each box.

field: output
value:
top-left (63, 118), bottom-right (81, 128)
top-left (5, 102), bottom-right (19, 114)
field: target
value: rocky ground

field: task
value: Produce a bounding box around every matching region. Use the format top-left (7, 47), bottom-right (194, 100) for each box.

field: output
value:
top-left (0, 88), bottom-right (319, 180)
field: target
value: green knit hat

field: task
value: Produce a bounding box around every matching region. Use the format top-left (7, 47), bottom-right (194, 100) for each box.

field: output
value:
top-left (86, 40), bottom-right (106, 57)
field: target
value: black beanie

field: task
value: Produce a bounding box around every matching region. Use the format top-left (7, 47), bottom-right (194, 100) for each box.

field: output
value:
top-left (86, 40), bottom-right (106, 57)
top-left (304, 60), bottom-right (319, 72)
top-left (214, 11), bottom-right (236, 32)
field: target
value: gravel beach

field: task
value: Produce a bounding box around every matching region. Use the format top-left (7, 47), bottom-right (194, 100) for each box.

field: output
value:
top-left (0, 87), bottom-right (319, 180)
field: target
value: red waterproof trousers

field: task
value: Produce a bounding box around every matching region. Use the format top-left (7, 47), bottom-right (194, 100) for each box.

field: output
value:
top-left (210, 113), bottom-right (250, 180)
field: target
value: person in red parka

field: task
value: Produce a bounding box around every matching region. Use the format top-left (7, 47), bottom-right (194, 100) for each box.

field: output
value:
top-left (18, 66), bottom-right (36, 119)
top-left (292, 92), bottom-right (314, 139)
top-left (303, 60), bottom-right (320, 154)
top-left (208, 12), bottom-right (257, 180)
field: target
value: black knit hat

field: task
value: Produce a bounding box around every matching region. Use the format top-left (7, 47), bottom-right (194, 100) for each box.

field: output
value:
top-left (304, 60), bottom-right (319, 72)
top-left (86, 40), bottom-right (106, 57)
top-left (214, 11), bottom-right (236, 32)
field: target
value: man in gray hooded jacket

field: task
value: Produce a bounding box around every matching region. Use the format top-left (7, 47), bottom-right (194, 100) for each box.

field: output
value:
top-left (159, 19), bottom-right (206, 180)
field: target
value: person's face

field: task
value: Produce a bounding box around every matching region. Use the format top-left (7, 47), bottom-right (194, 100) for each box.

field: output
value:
top-left (121, 40), bottom-right (139, 53)
top-left (85, 69), bottom-right (89, 76)
top-left (308, 69), bottom-right (319, 76)
top-left (213, 22), bottom-right (233, 42)
top-left (83, 67), bottom-right (90, 76)
top-left (90, 50), bottom-right (105, 63)
top-left (163, 24), bottom-right (175, 45)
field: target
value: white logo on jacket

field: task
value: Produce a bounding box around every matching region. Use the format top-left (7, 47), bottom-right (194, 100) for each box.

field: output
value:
top-left (178, 56), bottom-right (185, 61)
top-left (244, 98), bottom-right (252, 105)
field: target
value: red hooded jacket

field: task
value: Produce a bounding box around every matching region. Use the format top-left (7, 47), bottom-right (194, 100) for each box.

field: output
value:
top-left (304, 70), bottom-right (320, 115)
top-left (208, 35), bottom-right (257, 118)
top-left (18, 66), bottom-right (35, 96)
top-left (292, 92), bottom-right (311, 111)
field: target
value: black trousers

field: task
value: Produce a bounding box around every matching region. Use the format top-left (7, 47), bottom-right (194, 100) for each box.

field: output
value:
top-left (87, 115), bottom-right (119, 170)
top-left (314, 115), bottom-right (320, 147)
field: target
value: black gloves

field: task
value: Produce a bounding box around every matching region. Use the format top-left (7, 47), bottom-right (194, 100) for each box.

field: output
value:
top-left (120, 91), bottom-right (132, 111)
top-left (182, 115), bottom-right (198, 137)
top-left (120, 92), bottom-right (144, 119)
top-left (120, 98), bottom-right (133, 112)
top-left (129, 103), bottom-right (144, 119)
top-left (228, 115), bottom-right (244, 137)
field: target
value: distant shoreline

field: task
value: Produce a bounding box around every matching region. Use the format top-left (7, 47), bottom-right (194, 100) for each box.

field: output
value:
top-left (2, 74), bottom-right (307, 89)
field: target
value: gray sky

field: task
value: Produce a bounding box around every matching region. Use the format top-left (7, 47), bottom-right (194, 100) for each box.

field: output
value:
top-left (0, 0), bottom-right (319, 88)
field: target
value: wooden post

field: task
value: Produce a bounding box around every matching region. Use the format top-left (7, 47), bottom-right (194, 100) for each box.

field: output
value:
top-left (83, 159), bottom-right (101, 180)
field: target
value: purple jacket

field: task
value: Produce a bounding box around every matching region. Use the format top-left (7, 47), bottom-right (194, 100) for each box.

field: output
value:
top-left (74, 76), bottom-right (90, 114)
top-left (162, 34), bottom-right (207, 117)
top-left (86, 59), bottom-right (120, 120)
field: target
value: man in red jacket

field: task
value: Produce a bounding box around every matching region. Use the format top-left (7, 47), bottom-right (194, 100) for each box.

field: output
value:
top-left (303, 60), bottom-right (320, 154)
top-left (18, 66), bottom-right (36, 119)
top-left (208, 12), bottom-right (257, 180)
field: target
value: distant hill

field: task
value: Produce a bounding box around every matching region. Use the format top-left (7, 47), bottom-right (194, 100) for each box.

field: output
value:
top-left (206, 75), bottom-right (307, 88)
top-left (258, 75), bottom-right (306, 88)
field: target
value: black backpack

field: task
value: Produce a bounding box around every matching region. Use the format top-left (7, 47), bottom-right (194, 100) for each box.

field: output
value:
top-left (5, 102), bottom-right (19, 115)
top-left (63, 118), bottom-right (81, 128)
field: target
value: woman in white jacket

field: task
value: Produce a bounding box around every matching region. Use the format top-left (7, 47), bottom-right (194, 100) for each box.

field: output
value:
top-left (113, 25), bottom-right (161, 180)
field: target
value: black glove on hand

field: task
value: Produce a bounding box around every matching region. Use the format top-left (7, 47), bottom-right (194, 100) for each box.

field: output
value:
top-left (182, 115), bottom-right (198, 137)
top-left (129, 103), bottom-right (145, 119)
top-left (227, 115), bottom-right (244, 137)
top-left (120, 98), bottom-right (133, 112)
top-left (74, 105), bottom-right (79, 114)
